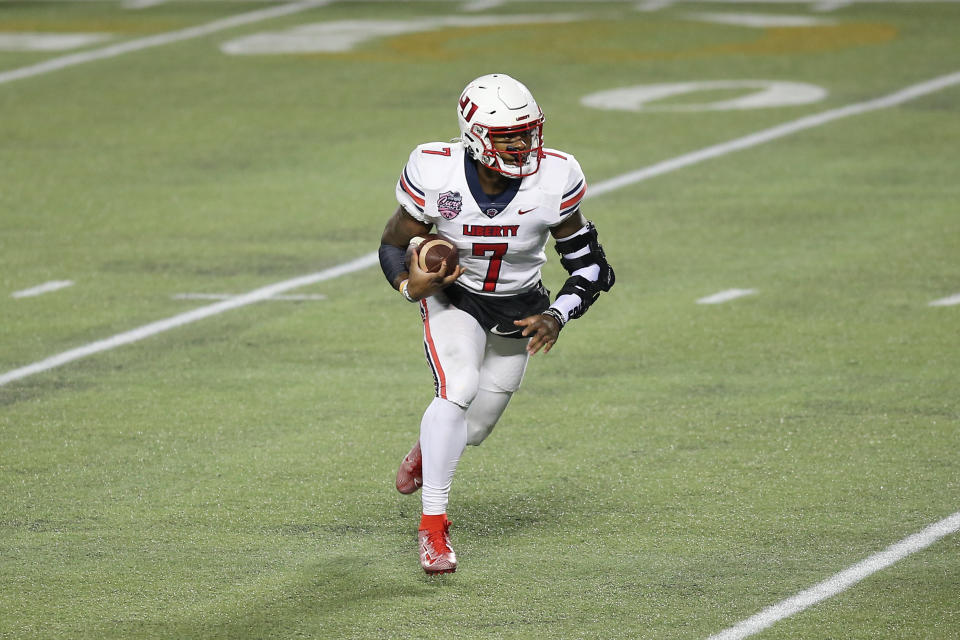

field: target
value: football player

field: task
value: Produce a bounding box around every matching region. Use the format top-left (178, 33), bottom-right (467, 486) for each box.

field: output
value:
top-left (379, 73), bottom-right (615, 575)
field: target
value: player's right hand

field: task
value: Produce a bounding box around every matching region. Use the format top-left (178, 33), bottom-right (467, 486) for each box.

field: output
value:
top-left (405, 256), bottom-right (463, 301)
top-left (514, 312), bottom-right (561, 355)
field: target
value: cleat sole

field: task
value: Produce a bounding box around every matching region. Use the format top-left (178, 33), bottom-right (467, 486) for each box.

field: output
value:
top-left (425, 567), bottom-right (456, 575)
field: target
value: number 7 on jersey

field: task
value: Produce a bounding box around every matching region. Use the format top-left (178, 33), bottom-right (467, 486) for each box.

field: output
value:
top-left (472, 243), bottom-right (508, 293)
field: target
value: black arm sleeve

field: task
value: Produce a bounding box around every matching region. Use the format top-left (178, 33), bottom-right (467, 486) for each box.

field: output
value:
top-left (379, 243), bottom-right (407, 287)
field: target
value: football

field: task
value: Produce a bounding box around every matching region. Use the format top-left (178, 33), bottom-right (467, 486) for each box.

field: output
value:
top-left (406, 234), bottom-right (459, 273)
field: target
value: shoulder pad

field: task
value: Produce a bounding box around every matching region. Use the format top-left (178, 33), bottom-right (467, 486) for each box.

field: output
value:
top-left (409, 142), bottom-right (464, 191)
top-left (537, 148), bottom-right (586, 205)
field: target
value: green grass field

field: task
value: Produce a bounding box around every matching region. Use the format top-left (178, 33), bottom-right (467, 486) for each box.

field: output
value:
top-left (1, 1), bottom-right (958, 638)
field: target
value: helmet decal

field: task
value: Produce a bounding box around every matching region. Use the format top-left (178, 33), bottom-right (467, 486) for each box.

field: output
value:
top-left (458, 94), bottom-right (479, 123)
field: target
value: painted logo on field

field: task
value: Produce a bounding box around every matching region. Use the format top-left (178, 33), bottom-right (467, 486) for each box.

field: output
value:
top-left (438, 191), bottom-right (462, 220)
top-left (581, 80), bottom-right (828, 112)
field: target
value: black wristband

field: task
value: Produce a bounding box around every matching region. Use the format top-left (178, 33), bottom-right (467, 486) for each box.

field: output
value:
top-left (541, 307), bottom-right (566, 329)
top-left (379, 243), bottom-right (407, 285)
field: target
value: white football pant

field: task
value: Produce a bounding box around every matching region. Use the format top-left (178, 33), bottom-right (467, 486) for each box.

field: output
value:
top-left (418, 294), bottom-right (530, 515)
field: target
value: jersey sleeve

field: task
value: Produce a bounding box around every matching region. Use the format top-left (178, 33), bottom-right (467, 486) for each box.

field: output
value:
top-left (559, 154), bottom-right (587, 220)
top-left (395, 148), bottom-right (429, 224)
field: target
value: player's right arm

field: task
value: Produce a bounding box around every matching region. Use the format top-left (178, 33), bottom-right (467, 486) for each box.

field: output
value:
top-left (379, 206), bottom-right (462, 302)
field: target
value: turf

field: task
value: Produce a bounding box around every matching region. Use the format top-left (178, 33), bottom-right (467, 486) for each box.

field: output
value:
top-left (1, 2), bottom-right (958, 639)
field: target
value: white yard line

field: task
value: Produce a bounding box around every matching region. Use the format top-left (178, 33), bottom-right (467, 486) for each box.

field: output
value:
top-left (696, 288), bottom-right (757, 304)
top-left (11, 280), bottom-right (75, 298)
top-left (589, 70), bottom-right (960, 198)
top-left (0, 253), bottom-right (377, 387)
top-left (929, 293), bottom-right (960, 307)
top-left (172, 292), bottom-right (328, 301)
top-left (122, 0), bottom-right (171, 9)
top-left (812, 0), bottom-right (854, 10)
top-left (0, 0), bottom-right (332, 86)
top-left (29, 0), bottom-right (960, 3)
top-left (637, 0), bottom-right (960, 3)
top-left (3, 69), bottom-right (960, 388)
top-left (707, 510), bottom-right (960, 640)
top-left (462, 0), bottom-right (508, 10)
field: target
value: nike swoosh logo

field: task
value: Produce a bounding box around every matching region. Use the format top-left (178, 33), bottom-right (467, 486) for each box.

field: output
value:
top-left (518, 208), bottom-right (536, 215)
top-left (489, 325), bottom-right (520, 336)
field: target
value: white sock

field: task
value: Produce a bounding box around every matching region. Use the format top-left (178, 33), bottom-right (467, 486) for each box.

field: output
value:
top-left (466, 388), bottom-right (513, 446)
top-left (420, 397), bottom-right (468, 516)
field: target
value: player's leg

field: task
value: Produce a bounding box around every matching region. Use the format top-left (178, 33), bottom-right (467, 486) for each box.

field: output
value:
top-left (466, 333), bottom-right (531, 446)
top-left (465, 389), bottom-right (512, 446)
top-left (396, 294), bottom-right (485, 495)
top-left (417, 295), bottom-right (484, 511)
top-left (416, 397), bottom-right (464, 574)
top-left (419, 397), bottom-right (469, 515)
top-left (408, 294), bottom-right (486, 573)
top-left (395, 439), bottom-right (423, 494)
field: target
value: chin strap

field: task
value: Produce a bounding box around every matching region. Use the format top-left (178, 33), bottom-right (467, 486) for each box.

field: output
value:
top-left (547, 221), bottom-right (615, 325)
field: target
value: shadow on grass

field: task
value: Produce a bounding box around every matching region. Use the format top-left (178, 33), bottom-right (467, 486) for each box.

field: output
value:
top-left (452, 479), bottom-right (586, 540)
top-left (160, 554), bottom-right (439, 639)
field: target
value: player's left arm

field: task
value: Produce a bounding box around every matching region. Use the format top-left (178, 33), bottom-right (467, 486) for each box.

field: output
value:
top-left (514, 209), bottom-right (616, 354)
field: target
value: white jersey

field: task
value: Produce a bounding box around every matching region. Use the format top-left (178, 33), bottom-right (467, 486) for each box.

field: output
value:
top-left (396, 142), bottom-right (586, 297)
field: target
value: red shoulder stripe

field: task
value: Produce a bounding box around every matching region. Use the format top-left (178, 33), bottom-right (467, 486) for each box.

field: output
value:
top-left (561, 182), bottom-right (587, 210)
top-left (401, 173), bottom-right (426, 207)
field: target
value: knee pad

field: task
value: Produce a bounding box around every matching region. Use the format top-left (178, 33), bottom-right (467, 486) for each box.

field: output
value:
top-left (440, 371), bottom-right (480, 409)
top-left (466, 388), bottom-right (513, 446)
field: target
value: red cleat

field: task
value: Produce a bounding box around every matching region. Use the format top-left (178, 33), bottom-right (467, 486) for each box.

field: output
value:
top-left (395, 440), bottom-right (422, 494)
top-left (418, 514), bottom-right (457, 575)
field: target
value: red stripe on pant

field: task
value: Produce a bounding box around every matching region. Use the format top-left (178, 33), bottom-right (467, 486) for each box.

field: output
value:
top-left (420, 299), bottom-right (447, 399)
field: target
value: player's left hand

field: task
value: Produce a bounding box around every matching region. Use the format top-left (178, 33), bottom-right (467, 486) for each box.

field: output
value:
top-left (514, 313), bottom-right (561, 355)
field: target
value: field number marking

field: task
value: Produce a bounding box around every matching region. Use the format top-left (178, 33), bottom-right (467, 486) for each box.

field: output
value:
top-left (11, 280), bottom-right (75, 299)
top-left (0, 33), bottom-right (113, 52)
top-left (582, 80), bottom-right (827, 112)
top-left (707, 510), bottom-right (960, 640)
top-left (0, 0), bottom-right (333, 86)
top-left (587, 69), bottom-right (960, 198)
top-left (684, 12), bottom-right (836, 27)
top-left (220, 14), bottom-right (584, 55)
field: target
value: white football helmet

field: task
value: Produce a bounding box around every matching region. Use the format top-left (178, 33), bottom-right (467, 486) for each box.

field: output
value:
top-left (456, 73), bottom-right (545, 178)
